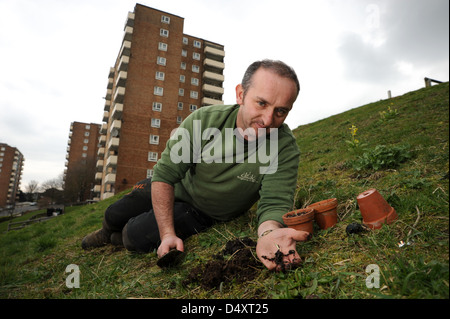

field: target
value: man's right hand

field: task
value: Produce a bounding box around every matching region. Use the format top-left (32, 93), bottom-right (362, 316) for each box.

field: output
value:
top-left (157, 234), bottom-right (184, 257)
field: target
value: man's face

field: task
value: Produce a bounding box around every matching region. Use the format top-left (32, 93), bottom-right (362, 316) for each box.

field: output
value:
top-left (235, 68), bottom-right (297, 140)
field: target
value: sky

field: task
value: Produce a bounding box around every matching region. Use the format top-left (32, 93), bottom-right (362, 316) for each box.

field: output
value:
top-left (0, 0), bottom-right (448, 191)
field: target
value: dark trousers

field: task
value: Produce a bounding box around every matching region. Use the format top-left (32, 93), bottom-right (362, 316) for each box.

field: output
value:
top-left (104, 178), bottom-right (215, 253)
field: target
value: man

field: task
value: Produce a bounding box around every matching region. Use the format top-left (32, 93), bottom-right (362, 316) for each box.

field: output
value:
top-left (82, 59), bottom-right (309, 271)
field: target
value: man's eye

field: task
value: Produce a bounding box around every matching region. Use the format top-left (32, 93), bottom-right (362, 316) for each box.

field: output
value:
top-left (276, 108), bottom-right (288, 116)
top-left (258, 101), bottom-right (266, 107)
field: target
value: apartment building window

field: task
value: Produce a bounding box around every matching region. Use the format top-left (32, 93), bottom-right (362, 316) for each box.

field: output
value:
top-left (181, 49), bottom-right (187, 57)
top-left (85, 125), bottom-right (91, 129)
top-left (152, 102), bottom-right (162, 112)
top-left (160, 29), bottom-right (169, 37)
top-left (147, 169), bottom-right (154, 178)
top-left (180, 62), bottom-right (186, 70)
top-left (177, 116), bottom-right (183, 124)
top-left (193, 40), bottom-right (202, 48)
top-left (192, 65), bottom-right (200, 73)
top-left (177, 102), bottom-right (183, 110)
top-left (179, 75), bottom-right (185, 83)
top-left (84, 132), bottom-right (90, 137)
top-left (178, 88), bottom-right (184, 96)
top-left (190, 105), bottom-right (198, 112)
top-left (151, 118), bottom-right (161, 128)
top-left (161, 15), bottom-right (170, 24)
top-left (82, 153), bottom-right (87, 158)
top-left (158, 42), bottom-right (168, 51)
top-left (149, 134), bottom-right (159, 145)
top-left (193, 52), bottom-right (201, 60)
top-left (190, 91), bottom-right (198, 99)
top-left (191, 78), bottom-right (199, 86)
top-left (155, 71), bottom-right (165, 80)
top-left (157, 56), bottom-right (166, 66)
top-left (83, 146), bottom-right (88, 151)
top-left (83, 139), bottom-right (89, 144)
top-left (183, 37), bottom-right (188, 45)
top-left (148, 152), bottom-right (158, 162)
top-left (154, 86), bottom-right (164, 96)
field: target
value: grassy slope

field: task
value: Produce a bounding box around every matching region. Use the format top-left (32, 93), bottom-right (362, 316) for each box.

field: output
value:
top-left (0, 83), bottom-right (448, 299)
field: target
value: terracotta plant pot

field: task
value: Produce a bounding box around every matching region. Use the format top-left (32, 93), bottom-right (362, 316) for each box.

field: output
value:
top-left (282, 208), bottom-right (315, 234)
top-left (307, 198), bottom-right (338, 230)
top-left (357, 189), bottom-right (398, 229)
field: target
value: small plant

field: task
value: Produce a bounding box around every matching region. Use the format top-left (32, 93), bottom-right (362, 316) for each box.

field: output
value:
top-left (379, 103), bottom-right (399, 122)
top-left (346, 125), bottom-right (366, 151)
top-left (348, 144), bottom-right (413, 171)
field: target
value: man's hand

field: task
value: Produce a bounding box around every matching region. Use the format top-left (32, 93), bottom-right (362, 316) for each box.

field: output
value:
top-left (256, 227), bottom-right (310, 271)
top-left (157, 234), bottom-right (184, 258)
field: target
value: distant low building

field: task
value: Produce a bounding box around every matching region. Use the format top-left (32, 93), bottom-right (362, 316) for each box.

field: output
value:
top-left (0, 143), bottom-right (24, 208)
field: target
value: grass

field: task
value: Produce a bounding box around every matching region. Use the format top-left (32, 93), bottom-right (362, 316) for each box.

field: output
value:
top-left (0, 83), bottom-right (448, 299)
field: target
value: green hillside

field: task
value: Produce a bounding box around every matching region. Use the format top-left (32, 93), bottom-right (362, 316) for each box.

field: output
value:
top-left (0, 83), bottom-right (448, 299)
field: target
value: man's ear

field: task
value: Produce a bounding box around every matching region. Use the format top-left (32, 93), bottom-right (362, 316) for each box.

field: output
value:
top-left (235, 84), bottom-right (244, 105)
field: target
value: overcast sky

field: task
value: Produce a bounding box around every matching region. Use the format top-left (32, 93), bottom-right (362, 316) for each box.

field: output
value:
top-left (0, 0), bottom-right (448, 191)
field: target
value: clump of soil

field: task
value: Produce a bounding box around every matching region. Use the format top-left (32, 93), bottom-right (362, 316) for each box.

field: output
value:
top-left (184, 237), bottom-right (262, 289)
top-left (261, 249), bottom-right (299, 272)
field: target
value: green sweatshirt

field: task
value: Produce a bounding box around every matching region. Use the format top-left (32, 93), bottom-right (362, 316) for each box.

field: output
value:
top-left (151, 104), bottom-right (300, 226)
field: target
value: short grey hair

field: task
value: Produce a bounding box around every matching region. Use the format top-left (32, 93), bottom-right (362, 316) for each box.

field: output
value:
top-left (241, 59), bottom-right (300, 99)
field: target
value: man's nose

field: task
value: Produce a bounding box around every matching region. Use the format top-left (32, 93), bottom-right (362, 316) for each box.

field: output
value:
top-left (262, 108), bottom-right (274, 128)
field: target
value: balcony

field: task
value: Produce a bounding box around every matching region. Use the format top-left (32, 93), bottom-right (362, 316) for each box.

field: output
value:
top-left (104, 99), bottom-right (111, 111)
top-left (95, 172), bottom-right (103, 181)
top-left (124, 12), bottom-right (135, 29)
top-left (93, 185), bottom-right (101, 192)
top-left (203, 71), bottom-right (224, 82)
top-left (116, 71), bottom-right (127, 88)
top-left (99, 135), bottom-right (106, 146)
top-left (110, 120), bottom-right (121, 136)
top-left (108, 137), bottom-right (120, 151)
top-left (96, 160), bottom-right (104, 170)
top-left (107, 77), bottom-right (113, 90)
top-left (204, 58), bottom-right (225, 70)
top-left (114, 87), bottom-right (125, 103)
top-left (204, 45), bottom-right (225, 59)
top-left (104, 173), bottom-right (116, 184)
top-left (202, 83), bottom-right (224, 95)
top-left (202, 97), bottom-right (224, 106)
top-left (105, 88), bottom-right (112, 100)
top-left (123, 25), bottom-right (133, 42)
top-left (97, 147), bottom-right (105, 157)
top-left (111, 103), bottom-right (123, 120)
top-left (102, 111), bottom-right (109, 123)
top-left (118, 55), bottom-right (129, 72)
top-left (106, 155), bottom-right (118, 168)
top-left (100, 123), bottom-right (107, 134)
top-left (119, 40), bottom-right (131, 57)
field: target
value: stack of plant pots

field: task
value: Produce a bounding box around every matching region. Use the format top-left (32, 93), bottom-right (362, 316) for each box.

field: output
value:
top-left (282, 198), bottom-right (338, 235)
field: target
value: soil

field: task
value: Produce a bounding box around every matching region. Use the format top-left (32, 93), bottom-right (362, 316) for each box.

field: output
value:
top-left (286, 210), bottom-right (310, 218)
top-left (261, 249), bottom-right (299, 272)
top-left (183, 237), bottom-right (262, 289)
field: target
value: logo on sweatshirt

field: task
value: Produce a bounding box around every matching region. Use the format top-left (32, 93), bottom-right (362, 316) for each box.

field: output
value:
top-left (237, 172), bottom-right (257, 183)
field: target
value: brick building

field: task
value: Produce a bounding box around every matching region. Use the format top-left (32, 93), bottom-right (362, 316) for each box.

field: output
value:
top-left (0, 143), bottom-right (24, 208)
top-left (64, 122), bottom-right (101, 202)
top-left (94, 4), bottom-right (225, 200)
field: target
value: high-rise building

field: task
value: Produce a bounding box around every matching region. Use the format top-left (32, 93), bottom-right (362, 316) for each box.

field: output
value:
top-left (64, 122), bottom-right (101, 202)
top-left (0, 143), bottom-right (24, 208)
top-left (94, 4), bottom-right (225, 200)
